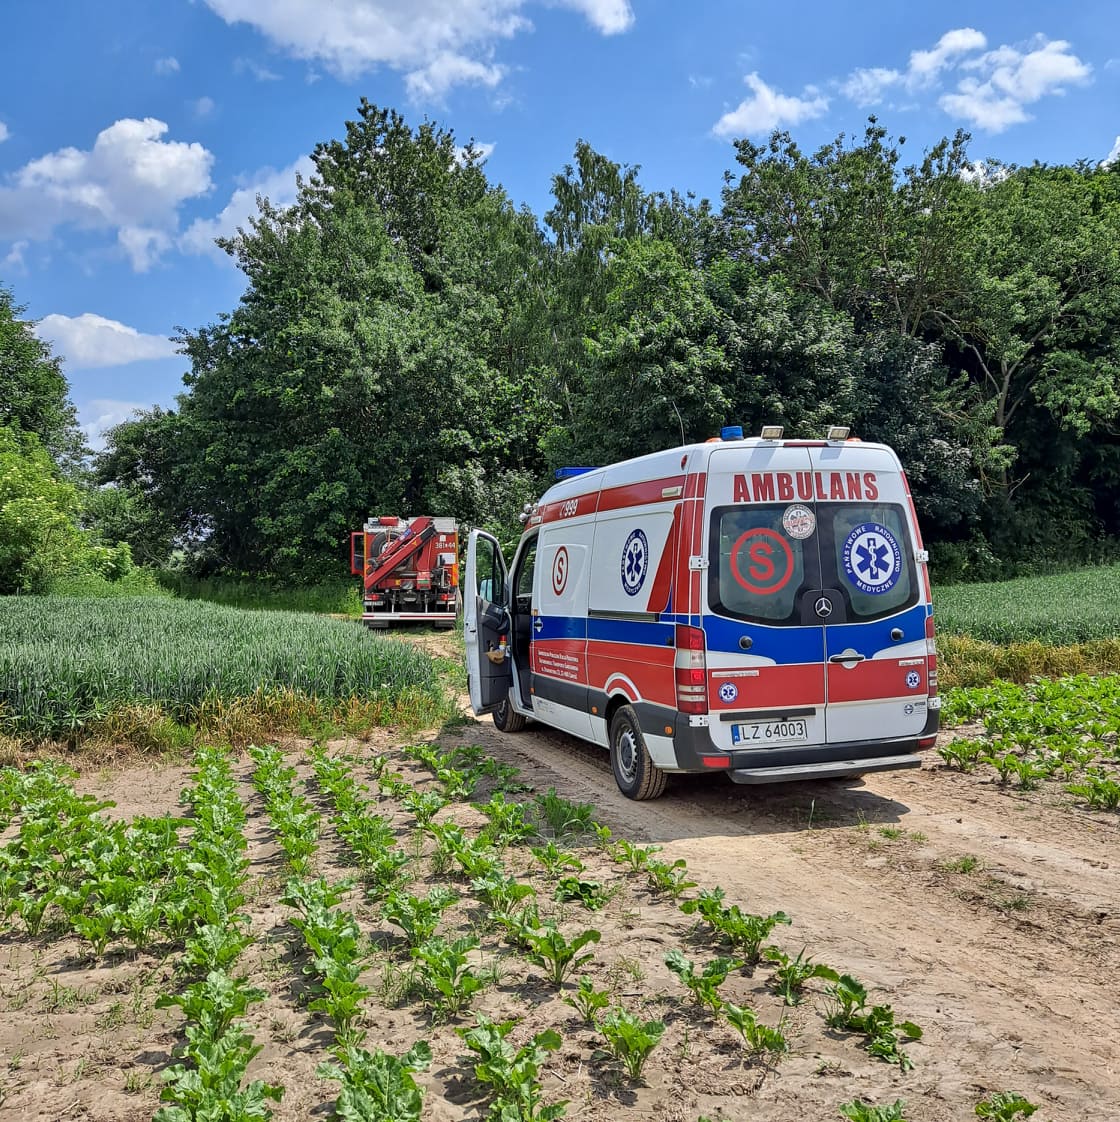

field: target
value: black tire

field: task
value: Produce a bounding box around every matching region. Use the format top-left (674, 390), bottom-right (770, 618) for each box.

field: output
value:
top-left (609, 705), bottom-right (667, 800)
top-left (493, 696), bottom-right (527, 733)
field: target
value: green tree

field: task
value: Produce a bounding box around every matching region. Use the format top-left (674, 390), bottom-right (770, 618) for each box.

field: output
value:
top-left (0, 287), bottom-right (86, 473)
top-left (720, 120), bottom-right (976, 338)
top-left (102, 103), bottom-right (552, 579)
top-left (935, 164), bottom-right (1120, 457)
top-left (546, 238), bottom-right (729, 466)
top-left (0, 426), bottom-right (109, 593)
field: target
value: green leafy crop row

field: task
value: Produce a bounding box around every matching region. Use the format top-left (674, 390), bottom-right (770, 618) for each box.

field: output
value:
top-left (941, 674), bottom-right (1120, 806)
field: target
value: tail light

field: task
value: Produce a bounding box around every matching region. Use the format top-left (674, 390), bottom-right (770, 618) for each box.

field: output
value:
top-left (675, 625), bottom-right (707, 714)
top-left (925, 614), bottom-right (938, 697)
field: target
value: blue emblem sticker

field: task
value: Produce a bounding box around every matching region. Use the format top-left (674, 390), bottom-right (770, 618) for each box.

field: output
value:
top-left (842, 522), bottom-right (902, 595)
top-left (620, 529), bottom-right (649, 597)
top-left (718, 681), bottom-right (738, 704)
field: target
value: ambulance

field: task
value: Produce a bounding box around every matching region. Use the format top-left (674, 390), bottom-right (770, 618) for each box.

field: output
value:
top-left (464, 426), bottom-right (940, 800)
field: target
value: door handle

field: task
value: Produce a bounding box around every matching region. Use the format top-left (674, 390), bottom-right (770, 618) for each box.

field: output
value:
top-left (829, 652), bottom-right (866, 664)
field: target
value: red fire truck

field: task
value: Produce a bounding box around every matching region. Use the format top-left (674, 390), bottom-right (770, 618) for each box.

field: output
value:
top-left (350, 516), bottom-right (459, 628)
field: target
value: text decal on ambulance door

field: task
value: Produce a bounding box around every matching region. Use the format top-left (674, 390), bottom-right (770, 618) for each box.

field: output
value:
top-left (733, 472), bottom-right (878, 503)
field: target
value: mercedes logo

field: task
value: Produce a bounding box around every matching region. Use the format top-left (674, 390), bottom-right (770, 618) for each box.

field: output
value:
top-left (814, 596), bottom-right (833, 618)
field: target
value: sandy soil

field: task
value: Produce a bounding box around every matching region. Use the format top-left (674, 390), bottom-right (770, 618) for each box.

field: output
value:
top-left (0, 642), bottom-right (1117, 1122)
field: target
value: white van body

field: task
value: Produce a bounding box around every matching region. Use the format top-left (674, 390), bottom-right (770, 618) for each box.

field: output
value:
top-left (464, 434), bottom-right (940, 800)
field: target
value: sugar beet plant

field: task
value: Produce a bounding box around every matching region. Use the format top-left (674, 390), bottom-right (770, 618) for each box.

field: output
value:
top-left (597, 1007), bottom-right (665, 1084)
top-left (249, 744), bottom-right (319, 874)
top-left (156, 744), bottom-right (284, 1121)
top-left (664, 950), bottom-right (741, 1014)
top-left (155, 971), bottom-right (282, 1122)
top-left (0, 755), bottom-right (237, 957)
top-left (253, 745), bottom-right (375, 1051)
top-left (941, 675), bottom-right (1120, 805)
top-left (311, 748), bottom-right (412, 900)
top-left (458, 1015), bottom-right (568, 1122)
top-left (681, 887), bottom-right (791, 966)
top-left (412, 934), bottom-right (490, 1019)
top-left (823, 974), bottom-right (923, 1071)
top-left (317, 1041), bottom-right (433, 1122)
top-left (0, 762), bottom-right (184, 951)
top-left (281, 877), bottom-right (371, 1048)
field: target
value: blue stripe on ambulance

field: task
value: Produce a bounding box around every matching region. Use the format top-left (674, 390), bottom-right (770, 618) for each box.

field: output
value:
top-left (702, 615), bottom-right (823, 662)
top-left (821, 604), bottom-right (929, 659)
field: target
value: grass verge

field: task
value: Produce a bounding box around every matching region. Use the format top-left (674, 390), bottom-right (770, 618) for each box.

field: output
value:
top-left (938, 635), bottom-right (1120, 688)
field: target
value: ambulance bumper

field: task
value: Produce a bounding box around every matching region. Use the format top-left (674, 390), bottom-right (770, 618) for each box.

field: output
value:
top-left (728, 753), bottom-right (921, 784)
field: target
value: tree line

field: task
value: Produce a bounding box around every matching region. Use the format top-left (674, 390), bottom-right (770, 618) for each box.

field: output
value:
top-left (4, 101), bottom-right (1120, 589)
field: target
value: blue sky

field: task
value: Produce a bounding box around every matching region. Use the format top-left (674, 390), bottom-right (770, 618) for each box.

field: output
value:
top-left (1, 0), bottom-right (1117, 449)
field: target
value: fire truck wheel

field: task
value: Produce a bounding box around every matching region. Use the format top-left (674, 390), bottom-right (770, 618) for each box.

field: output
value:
top-left (610, 705), bottom-right (667, 801)
top-left (493, 696), bottom-right (526, 733)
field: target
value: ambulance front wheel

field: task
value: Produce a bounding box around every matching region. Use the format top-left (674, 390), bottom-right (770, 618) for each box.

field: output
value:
top-left (493, 696), bottom-right (526, 733)
top-left (610, 705), bottom-right (667, 801)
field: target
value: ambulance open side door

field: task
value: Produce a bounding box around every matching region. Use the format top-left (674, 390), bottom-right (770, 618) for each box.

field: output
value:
top-left (464, 530), bottom-right (512, 715)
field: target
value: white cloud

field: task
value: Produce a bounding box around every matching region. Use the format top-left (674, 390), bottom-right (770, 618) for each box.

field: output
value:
top-left (839, 28), bottom-right (1091, 132)
top-left (560, 0), bottom-right (633, 35)
top-left (712, 73), bottom-right (829, 139)
top-left (841, 67), bottom-right (902, 107)
top-left (1102, 136), bottom-right (1120, 167)
top-left (33, 313), bottom-right (179, 369)
top-left (234, 56), bottom-right (281, 81)
top-left (455, 141), bottom-right (495, 166)
top-left (958, 159), bottom-right (1011, 185)
top-left (204, 0), bottom-right (633, 97)
top-left (154, 56), bottom-right (180, 76)
top-left (180, 155), bottom-right (314, 261)
top-left (405, 53), bottom-right (504, 101)
top-left (1, 239), bottom-right (28, 271)
top-left (909, 27), bottom-right (987, 86)
top-left (0, 121), bottom-right (9, 143)
top-left (940, 38), bottom-right (1090, 132)
top-left (840, 28), bottom-right (985, 108)
top-left (78, 399), bottom-right (154, 451)
top-left (193, 96), bottom-right (217, 118)
top-left (0, 117), bottom-right (214, 271)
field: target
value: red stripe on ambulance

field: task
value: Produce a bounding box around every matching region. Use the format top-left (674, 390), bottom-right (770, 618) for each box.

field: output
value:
top-left (587, 641), bottom-right (675, 707)
top-left (596, 475), bottom-right (687, 513)
top-left (709, 663), bottom-right (825, 709)
top-left (645, 504), bottom-right (681, 613)
top-left (826, 659), bottom-right (925, 704)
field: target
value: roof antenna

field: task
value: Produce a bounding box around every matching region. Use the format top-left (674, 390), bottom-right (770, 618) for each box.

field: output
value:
top-left (669, 399), bottom-right (685, 446)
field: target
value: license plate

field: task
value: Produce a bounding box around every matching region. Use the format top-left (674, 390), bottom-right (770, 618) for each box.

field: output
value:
top-left (731, 718), bottom-right (809, 746)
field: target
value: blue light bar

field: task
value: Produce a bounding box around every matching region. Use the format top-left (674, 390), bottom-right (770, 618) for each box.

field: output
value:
top-left (554, 466), bottom-right (599, 479)
top-left (720, 425), bottom-right (744, 440)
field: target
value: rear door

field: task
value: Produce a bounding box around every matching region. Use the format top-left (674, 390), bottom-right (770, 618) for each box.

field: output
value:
top-left (704, 446), bottom-right (827, 751)
top-left (464, 530), bottom-right (510, 715)
top-left (808, 447), bottom-right (930, 743)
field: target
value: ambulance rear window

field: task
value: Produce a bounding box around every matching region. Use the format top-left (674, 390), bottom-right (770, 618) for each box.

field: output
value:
top-left (826, 503), bottom-right (916, 620)
top-left (710, 505), bottom-right (808, 624)
top-left (709, 502), bottom-right (918, 625)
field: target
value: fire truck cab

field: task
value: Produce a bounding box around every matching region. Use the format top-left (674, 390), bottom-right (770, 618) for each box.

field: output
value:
top-left (464, 428), bottom-right (939, 800)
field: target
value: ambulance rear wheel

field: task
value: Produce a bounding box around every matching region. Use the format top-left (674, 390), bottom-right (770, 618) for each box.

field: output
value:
top-left (610, 705), bottom-right (667, 801)
top-left (493, 697), bottom-right (526, 733)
